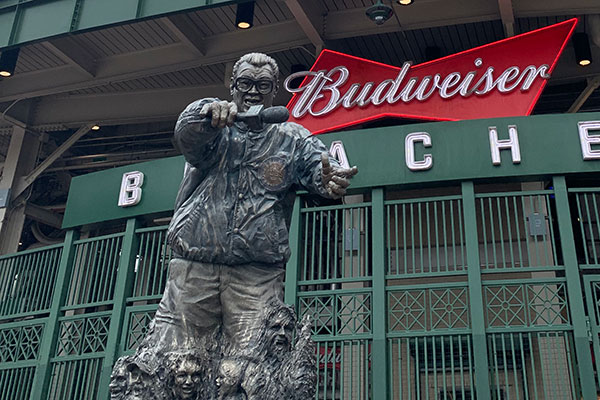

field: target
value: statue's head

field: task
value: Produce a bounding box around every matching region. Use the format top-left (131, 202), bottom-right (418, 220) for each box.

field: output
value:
top-left (216, 358), bottom-right (243, 399)
top-left (125, 363), bottom-right (153, 400)
top-left (265, 306), bottom-right (295, 359)
top-left (230, 53), bottom-right (279, 113)
top-left (166, 351), bottom-right (203, 400)
top-left (109, 357), bottom-right (129, 400)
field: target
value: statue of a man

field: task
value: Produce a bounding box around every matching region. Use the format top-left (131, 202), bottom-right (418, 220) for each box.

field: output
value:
top-left (152, 52), bottom-right (357, 351)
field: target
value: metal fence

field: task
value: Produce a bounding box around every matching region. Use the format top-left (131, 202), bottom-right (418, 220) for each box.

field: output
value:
top-left (1, 176), bottom-right (600, 399)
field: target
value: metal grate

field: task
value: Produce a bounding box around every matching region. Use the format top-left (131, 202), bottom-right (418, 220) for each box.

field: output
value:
top-left (0, 245), bottom-right (62, 319)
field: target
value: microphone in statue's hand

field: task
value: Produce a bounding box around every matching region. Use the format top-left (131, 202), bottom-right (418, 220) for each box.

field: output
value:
top-left (236, 105), bottom-right (289, 130)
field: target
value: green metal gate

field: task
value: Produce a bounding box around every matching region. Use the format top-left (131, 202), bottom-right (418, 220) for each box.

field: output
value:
top-left (1, 176), bottom-right (600, 399)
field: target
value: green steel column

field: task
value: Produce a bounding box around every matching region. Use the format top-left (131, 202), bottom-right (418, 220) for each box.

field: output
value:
top-left (285, 195), bottom-right (302, 307)
top-left (552, 176), bottom-right (596, 400)
top-left (97, 218), bottom-right (141, 400)
top-left (30, 229), bottom-right (80, 400)
top-left (371, 187), bottom-right (388, 399)
top-left (461, 182), bottom-right (491, 400)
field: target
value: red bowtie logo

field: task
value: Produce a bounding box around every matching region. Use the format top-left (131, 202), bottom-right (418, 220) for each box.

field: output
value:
top-left (285, 18), bottom-right (577, 135)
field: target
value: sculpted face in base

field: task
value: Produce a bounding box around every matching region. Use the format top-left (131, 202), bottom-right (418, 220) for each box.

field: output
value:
top-left (173, 359), bottom-right (202, 399)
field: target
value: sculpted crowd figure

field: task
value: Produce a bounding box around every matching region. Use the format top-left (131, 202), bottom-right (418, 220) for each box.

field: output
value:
top-left (110, 52), bottom-right (357, 399)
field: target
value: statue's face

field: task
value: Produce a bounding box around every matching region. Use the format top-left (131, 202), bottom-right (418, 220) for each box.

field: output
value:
top-left (266, 311), bottom-right (294, 357)
top-left (109, 363), bottom-right (128, 399)
top-left (127, 365), bottom-right (152, 400)
top-left (231, 61), bottom-right (276, 112)
top-left (216, 360), bottom-right (241, 398)
top-left (173, 359), bottom-right (202, 400)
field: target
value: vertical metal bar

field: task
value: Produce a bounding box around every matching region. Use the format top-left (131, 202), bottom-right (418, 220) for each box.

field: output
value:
top-left (403, 204), bottom-right (407, 275)
top-left (461, 181), bottom-right (492, 400)
top-left (552, 176), bottom-right (596, 399)
top-left (512, 196), bottom-right (525, 268)
top-left (326, 210), bottom-right (331, 280)
top-left (426, 202), bottom-right (432, 273)
top-left (509, 334), bottom-right (520, 400)
top-left (410, 203), bottom-right (416, 274)
top-left (318, 211), bottom-right (324, 280)
top-left (285, 197), bottom-right (302, 307)
top-left (334, 209), bottom-right (339, 280)
top-left (311, 211), bottom-right (317, 279)
top-left (584, 194), bottom-right (599, 264)
top-left (503, 198), bottom-right (516, 269)
top-left (303, 210), bottom-right (309, 282)
top-left (545, 194), bottom-right (559, 266)
top-left (315, 342), bottom-right (321, 399)
top-left (434, 201), bottom-right (441, 272)
top-left (575, 194), bottom-right (589, 265)
top-left (96, 218), bottom-right (141, 399)
top-left (450, 336), bottom-right (456, 399)
top-left (517, 197), bottom-right (531, 267)
top-left (450, 200), bottom-right (458, 271)
top-left (496, 197), bottom-right (507, 269)
top-left (442, 201), bottom-right (449, 272)
top-left (148, 231), bottom-right (160, 296)
top-left (528, 196), bottom-right (542, 266)
top-left (418, 202), bottom-right (424, 274)
top-left (425, 335), bottom-right (430, 400)
top-left (371, 187), bottom-right (388, 400)
top-left (590, 194), bottom-right (600, 265)
top-left (30, 230), bottom-right (80, 400)
top-left (517, 333), bottom-right (529, 400)
top-left (433, 336), bottom-right (438, 397)
top-left (366, 207), bottom-right (370, 278)
top-left (565, 332), bottom-right (578, 400)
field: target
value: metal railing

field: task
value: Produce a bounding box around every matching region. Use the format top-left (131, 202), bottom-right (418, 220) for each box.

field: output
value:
top-left (1, 178), bottom-right (600, 399)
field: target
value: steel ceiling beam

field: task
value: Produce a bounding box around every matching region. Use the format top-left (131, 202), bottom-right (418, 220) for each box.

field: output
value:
top-left (568, 75), bottom-right (600, 113)
top-left (12, 123), bottom-right (94, 199)
top-left (42, 38), bottom-right (96, 77)
top-left (0, 20), bottom-right (310, 103)
top-left (497, 0), bottom-right (515, 37)
top-left (159, 16), bottom-right (205, 56)
top-left (284, 0), bottom-right (324, 51)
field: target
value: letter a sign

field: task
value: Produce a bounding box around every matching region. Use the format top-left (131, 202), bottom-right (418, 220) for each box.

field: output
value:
top-left (285, 19), bottom-right (577, 134)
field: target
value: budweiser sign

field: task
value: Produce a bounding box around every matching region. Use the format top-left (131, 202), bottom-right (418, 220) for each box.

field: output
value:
top-left (284, 19), bottom-right (577, 134)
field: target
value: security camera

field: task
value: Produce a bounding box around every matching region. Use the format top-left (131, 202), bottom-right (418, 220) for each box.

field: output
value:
top-left (366, 1), bottom-right (393, 25)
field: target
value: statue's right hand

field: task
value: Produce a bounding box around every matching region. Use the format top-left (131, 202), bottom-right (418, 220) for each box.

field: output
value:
top-left (199, 100), bottom-right (238, 129)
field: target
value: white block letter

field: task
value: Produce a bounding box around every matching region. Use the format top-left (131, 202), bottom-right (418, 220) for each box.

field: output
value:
top-left (489, 125), bottom-right (521, 165)
top-left (118, 171), bottom-right (144, 207)
top-left (578, 121), bottom-right (600, 160)
top-left (329, 140), bottom-right (351, 169)
top-left (405, 132), bottom-right (433, 171)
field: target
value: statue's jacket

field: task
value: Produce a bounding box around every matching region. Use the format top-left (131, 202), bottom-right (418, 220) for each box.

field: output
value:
top-left (167, 98), bottom-right (336, 267)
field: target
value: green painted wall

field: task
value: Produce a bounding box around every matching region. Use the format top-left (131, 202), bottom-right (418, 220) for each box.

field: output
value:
top-left (63, 112), bottom-right (600, 228)
top-left (0, 0), bottom-right (236, 48)
top-left (62, 155), bottom-right (185, 228)
top-left (317, 111), bottom-right (600, 189)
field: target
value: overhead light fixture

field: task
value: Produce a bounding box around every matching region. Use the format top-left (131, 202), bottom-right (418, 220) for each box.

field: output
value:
top-left (91, 124), bottom-right (100, 131)
top-left (574, 32), bottom-right (592, 66)
top-left (397, 0), bottom-right (414, 5)
top-left (0, 48), bottom-right (19, 77)
top-left (236, 1), bottom-right (254, 29)
top-left (366, 0), bottom-right (393, 25)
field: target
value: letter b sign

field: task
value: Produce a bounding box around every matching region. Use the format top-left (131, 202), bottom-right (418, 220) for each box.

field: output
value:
top-left (118, 171), bottom-right (144, 207)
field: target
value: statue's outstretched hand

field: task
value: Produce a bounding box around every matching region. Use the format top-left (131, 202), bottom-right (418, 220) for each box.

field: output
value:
top-left (321, 152), bottom-right (358, 199)
top-left (199, 100), bottom-right (238, 129)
